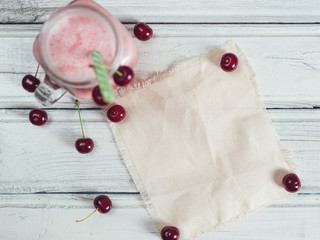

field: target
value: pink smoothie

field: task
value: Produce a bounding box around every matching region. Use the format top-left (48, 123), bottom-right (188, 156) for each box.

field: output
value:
top-left (48, 14), bottom-right (116, 83)
top-left (33, 0), bottom-right (139, 100)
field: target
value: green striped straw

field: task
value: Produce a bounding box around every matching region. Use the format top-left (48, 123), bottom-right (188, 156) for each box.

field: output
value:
top-left (91, 51), bottom-right (114, 103)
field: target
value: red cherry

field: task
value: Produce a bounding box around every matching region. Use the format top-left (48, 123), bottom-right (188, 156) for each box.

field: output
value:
top-left (75, 100), bottom-right (94, 154)
top-left (75, 138), bottom-right (94, 154)
top-left (282, 173), bottom-right (301, 193)
top-left (134, 22), bottom-right (153, 41)
top-left (161, 226), bottom-right (180, 240)
top-left (113, 66), bottom-right (134, 86)
top-left (92, 86), bottom-right (108, 106)
top-left (76, 195), bottom-right (112, 222)
top-left (94, 195), bottom-right (112, 214)
top-left (220, 53), bottom-right (238, 72)
top-left (107, 105), bottom-right (126, 123)
top-left (22, 75), bottom-right (40, 92)
top-left (29, 109), bottom-right (48, 126)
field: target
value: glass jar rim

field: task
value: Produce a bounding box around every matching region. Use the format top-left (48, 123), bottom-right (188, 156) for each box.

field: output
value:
top-left (37, 4), bottom-right (123, 88)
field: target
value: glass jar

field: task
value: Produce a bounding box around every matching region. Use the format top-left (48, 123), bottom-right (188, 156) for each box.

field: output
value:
top-left (33, 0), bottom-right (139, 105)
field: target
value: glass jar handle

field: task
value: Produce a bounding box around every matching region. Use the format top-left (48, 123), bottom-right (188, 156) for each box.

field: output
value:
top-left (34, 75), bottom-right (67, 106)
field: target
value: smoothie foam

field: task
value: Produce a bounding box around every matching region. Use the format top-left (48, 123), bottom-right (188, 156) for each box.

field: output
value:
top-left (47, 13), bottom-right (116, 83)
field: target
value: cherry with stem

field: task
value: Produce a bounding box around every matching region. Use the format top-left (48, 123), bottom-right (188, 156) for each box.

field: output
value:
top-left (113, 66), bottom-right (134, 86)
top-left (75, 99), bottom-right (94, 154)
top-left (89, 64), bottom-right (134, 87)
top-left (22, 64), bottom-right (41, 93)
top-left (76, 195), bottom-right (112, 222)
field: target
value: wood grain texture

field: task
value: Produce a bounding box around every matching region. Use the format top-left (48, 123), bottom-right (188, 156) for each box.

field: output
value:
top-left (1, 1), bottom-right (319, 239)
top-left (0, 194), bottom-right (319, 240)
top-left (0, 24), bottom-right (320, 109)
top-left (0, 109), bottom-right (319, 194)
top-left (1, 0), bottom-right (320, 23)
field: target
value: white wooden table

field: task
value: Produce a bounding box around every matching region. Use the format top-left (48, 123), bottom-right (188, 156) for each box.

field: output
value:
top-left (0, 1), bottom-right (320, 239)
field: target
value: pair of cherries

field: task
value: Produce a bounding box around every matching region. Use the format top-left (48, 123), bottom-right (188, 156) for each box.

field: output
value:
top-left (92, 65), bottom-right (133, 107)
top-left (77, 194), bottom-right (180, 240)
top-left (219, 54), bottom-right (302, 194)
top-left (75, 100), bottom-right (126, 154)
top-left (26, 100), bottom-right (96, 154)
top-left (220, 54), bottom-right (303, 193)
top-left (22, 66), bottom-right (50, 127)
top-left (77, 196), bottom-right (179, 240)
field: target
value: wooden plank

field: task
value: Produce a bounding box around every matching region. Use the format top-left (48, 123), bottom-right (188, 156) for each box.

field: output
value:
top-left (0, 194), bottom-right (319, 240)
top-left (0, 24), bottom-right (320, 109)
top-left (1, 193), bottom-right (319, 209)
top-left (1, 0), bottom-right (320, 23)
top-left (0, 109), bottom-right (319, 194)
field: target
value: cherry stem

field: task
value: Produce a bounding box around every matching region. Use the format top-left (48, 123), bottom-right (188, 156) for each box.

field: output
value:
top-left (103, 65), bottom-right (123, 77)
top-left (89, 64), bottom-right (123, 77)
top-left (34, 64), bottom-right (40, 78)
top-left (76, 208), bottom-right (99, 222)
top-left (75, 99), bottom-right (85, 139)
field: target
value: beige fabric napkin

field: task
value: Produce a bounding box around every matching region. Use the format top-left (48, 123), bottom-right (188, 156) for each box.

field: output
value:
top-left (109, 41), bottom-right (298, 240)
